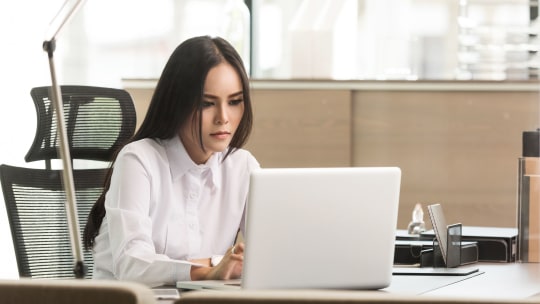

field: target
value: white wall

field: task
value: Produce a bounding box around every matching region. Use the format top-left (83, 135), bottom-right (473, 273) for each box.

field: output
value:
top-left (0, 1), bottom-right (70, 279)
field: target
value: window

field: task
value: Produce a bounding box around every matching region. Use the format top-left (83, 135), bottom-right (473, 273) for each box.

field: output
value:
top-left (58, 0), bottom-right (535, 82)
top-left (250, 0), bottom-right (534, 80)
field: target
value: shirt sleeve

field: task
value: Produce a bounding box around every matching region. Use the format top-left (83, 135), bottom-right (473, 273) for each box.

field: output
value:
top-left (104, 147), bottom-right (196, 287)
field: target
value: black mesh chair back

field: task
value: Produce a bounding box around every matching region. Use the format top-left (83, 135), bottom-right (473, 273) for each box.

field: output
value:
top-left (0, 164), bottom-right (108, 278)
top-left (0, 85), bottom-right (136, 279)
top-left (26, 85), bottom-right (136, 167)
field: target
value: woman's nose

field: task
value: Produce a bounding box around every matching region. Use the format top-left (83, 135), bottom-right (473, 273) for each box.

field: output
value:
top-left (215, 106), bottom-right (229, 125)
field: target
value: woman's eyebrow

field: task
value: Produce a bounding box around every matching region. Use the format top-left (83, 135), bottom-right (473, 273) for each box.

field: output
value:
top-left (203, 91), bottom-right (244, 99)
top-left (229, 91), bottom-right (243, 98)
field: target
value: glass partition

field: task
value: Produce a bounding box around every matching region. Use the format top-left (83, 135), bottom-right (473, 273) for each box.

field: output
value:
top-left (59, 0), bottom-right (537, 84)
top-left (250, 0), bottom-right (535, 80)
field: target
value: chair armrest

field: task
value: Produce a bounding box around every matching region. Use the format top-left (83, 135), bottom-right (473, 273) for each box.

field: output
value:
top-left (0, 278), bottom-right (156, 304)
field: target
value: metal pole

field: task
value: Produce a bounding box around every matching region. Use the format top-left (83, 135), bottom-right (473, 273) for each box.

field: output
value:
top-left (42, 0), bottom-right (87, 278)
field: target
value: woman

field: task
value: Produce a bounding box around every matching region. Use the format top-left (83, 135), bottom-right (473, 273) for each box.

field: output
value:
top-left (83, 36), bottom-right (259, 287)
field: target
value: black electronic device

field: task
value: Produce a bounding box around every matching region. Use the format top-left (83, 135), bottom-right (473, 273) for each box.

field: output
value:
top-left (421, 226), bottom-right (517, 263)
top-left (395, 204), bottom-right (481, 268)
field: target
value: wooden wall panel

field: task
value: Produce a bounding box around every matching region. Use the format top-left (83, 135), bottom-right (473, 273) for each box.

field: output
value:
top-left (246, 90), bottom-right (352, 168)
top-left (125, 82), bottom-right (540, 230)
top-left (126, 87), bottom-right (353, 168)
top-left (125, 88), bottom-right (153, 130)
top-left (352, 90), bottom-right (539, 229)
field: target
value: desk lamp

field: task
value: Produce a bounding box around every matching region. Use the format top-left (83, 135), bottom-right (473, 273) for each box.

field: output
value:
top-left (42, 0), bottom-right (88, 279)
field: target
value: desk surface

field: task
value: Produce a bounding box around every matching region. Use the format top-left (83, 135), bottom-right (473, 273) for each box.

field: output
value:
top-left (424, 263), bottom-right (540, 299)
top-left (384, 263), bottom-right (540, 299)
top-left (173, 263), bottom-right (540, 302)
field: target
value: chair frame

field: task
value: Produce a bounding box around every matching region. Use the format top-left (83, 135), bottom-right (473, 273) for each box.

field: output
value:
top-left (0, 164), bottom-right (109, 278)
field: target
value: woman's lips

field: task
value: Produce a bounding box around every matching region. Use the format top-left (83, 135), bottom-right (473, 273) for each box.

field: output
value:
top-left (211, 131), bottom-right (231, 139)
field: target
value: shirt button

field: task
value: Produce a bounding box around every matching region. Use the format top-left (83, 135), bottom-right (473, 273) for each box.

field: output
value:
top-left (189, 192), bottom-right (197, 199)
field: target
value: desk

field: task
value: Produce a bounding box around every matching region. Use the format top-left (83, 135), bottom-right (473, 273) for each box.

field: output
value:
top-left (425, 263), bottom-right (540, 299)
top-left (387, 263), bottom-right (540, 299)
top-left (175, 263), bottom-right (540, 303)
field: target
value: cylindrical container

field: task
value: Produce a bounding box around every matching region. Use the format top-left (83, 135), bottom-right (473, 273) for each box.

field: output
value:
top-left (517, 129), bottom-right (540, 262)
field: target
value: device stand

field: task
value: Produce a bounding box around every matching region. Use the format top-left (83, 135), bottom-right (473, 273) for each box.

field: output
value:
top-left (42, 0), bottom-right (87, 279)
top-left (421, 223), bottom-right (463, 268)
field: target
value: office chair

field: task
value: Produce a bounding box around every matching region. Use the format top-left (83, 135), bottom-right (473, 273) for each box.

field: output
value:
top-left (26, 85), bottom-right (136, 168)
top-left (0, 85), bottom-right (136, 279)
top-left (0, 165), bottom-right (108, 278)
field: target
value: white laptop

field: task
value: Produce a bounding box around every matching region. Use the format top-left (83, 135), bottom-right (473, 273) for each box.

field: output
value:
top-left (177, 167), bottom-right (401, 290)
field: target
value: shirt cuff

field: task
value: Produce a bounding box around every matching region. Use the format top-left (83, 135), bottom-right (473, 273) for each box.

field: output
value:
top-left (210, 255), bottom-right (224, 266)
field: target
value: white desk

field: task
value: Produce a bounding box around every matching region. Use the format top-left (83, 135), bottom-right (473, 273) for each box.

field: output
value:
top-left (173, 262), bottom-right (540, 303)
top-left (424, 263), bottom-right (540, 299)
top-left (175, 264), bottom-right (540, 304)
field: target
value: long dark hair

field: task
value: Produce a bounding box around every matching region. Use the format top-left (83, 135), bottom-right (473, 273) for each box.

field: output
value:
top-left (83, 36), bottom-right (253, 250)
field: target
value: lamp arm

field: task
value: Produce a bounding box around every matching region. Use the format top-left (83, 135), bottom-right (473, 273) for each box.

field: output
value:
top-left (43, 0), bottom-right (87, 279)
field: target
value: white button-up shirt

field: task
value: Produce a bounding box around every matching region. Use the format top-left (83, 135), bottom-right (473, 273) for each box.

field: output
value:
top-left (92, 136), bottom-right (259, 287)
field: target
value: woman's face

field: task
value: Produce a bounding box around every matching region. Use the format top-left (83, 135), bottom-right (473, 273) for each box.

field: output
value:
top-left (180, 61), bottom-right (245, 164)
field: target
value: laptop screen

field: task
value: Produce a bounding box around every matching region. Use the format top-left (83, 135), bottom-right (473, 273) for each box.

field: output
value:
top-left (242, 167), bottom-right (401, 290)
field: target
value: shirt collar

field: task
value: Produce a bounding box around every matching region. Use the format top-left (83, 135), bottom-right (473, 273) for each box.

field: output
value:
top-left (163, 136), bottom-right (222, 189)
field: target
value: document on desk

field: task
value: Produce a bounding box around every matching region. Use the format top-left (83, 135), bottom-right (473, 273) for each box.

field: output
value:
top-left (386, 269), bottom-right (484, 295)
top-left (393, 267), bottom-right (479, 276)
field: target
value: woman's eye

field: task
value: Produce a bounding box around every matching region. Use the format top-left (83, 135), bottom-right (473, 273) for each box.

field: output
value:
top-left (229, 99), bottom-right (244, 106)
top-left (202, 101), bottom-right (214, 108)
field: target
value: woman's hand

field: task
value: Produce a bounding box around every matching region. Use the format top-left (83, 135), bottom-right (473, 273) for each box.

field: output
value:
top-left (189, 258), bottom-right (211, 267)
top-left (190, 242), bottom-right (245, 280)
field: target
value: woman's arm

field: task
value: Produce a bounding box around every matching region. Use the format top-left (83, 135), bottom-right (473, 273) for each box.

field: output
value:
top-left (104, 147), bottom-right (195, 286)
